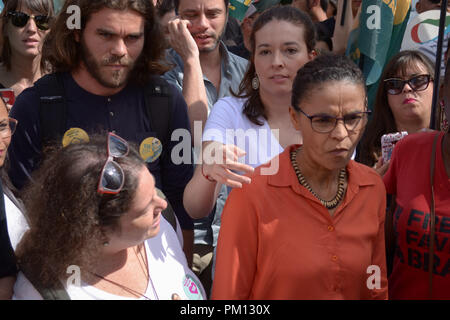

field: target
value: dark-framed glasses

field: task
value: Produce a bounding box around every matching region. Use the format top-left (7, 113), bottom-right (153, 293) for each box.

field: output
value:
top-left (298, 108), bottom-right (371, 133)
top-left (384, 74), bottom-right (432, 95)
top-left (97, 132), bottom-right (129, 195)
top-left (0, 118), bottom-right (18, 138)
top-left (7, 11), bottom-right (50, 31)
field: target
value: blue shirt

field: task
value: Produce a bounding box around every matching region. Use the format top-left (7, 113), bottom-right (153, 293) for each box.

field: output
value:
top-left (163, 42), bottom-right (248, 246)
top-left (9, 72), bottom-right (194, 229)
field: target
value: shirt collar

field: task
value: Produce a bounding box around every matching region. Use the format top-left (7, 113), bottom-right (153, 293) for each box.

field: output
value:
top-left (218, 41), bottom-right (232, 76)
top-left (268, 144), bottom-right (376, 192)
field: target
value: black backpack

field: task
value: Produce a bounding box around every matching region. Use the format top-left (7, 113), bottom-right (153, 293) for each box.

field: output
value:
top-left (19, 73), bottom-right (180, 300)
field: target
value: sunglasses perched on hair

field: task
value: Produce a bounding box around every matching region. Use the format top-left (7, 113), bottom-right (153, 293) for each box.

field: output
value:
top-left (97, 132), bottom-right (129, 195)
top-left (7, 11), bottom-right (50, 31)
top-left (384, 74), bottom-right (432, 95)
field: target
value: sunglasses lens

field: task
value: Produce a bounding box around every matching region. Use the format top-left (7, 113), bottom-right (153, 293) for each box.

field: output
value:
top-left (386, 80), bottom-right (403, 95)
top-left (9, 12), bottom-right (49, 30)
top-left (100, 160), bottom-right (124, 193)
top-left (10, 12), bottom-right (28, 27)
top-left (410, 75), bottom-right (430, 91)
top-left (34, 16), bottom-right (50, 30)
top-left (108, 133), bottom-right (129, 158)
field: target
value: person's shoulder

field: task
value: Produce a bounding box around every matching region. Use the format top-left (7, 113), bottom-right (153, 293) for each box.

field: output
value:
top-left (10, 83), bottom-right (41, 119)
top-left (394, 130), bottom-right (439, 155)
top-left (213, 96), bottom-right (246, 112)
top-left (228, 50), bottom-right (249, 66)
top-left (348, 160), bottom-right (383, 185)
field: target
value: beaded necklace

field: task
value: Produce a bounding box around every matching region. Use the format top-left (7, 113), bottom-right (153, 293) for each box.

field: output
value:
top-left (290, 147), bottom-right (346, 209)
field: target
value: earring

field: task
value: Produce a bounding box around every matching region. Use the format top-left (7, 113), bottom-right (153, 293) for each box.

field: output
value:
top-left (252, 75), bottom-right (259, 90)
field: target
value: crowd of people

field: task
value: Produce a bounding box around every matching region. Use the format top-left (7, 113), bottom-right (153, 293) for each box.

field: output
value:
top-left (0, 0), bottom-right (449, 300)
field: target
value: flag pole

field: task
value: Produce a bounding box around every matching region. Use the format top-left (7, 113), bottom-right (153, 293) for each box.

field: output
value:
top-left (430, 0), bottom-right (448, 129)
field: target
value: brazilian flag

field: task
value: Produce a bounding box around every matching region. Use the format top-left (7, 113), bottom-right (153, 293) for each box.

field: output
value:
top-left (347, 0), bottom-right (411, 110)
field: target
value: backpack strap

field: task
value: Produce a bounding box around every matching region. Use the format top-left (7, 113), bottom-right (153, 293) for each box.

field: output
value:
top-left (143, 75), bottom-right (172, 158)
top-left (19, 264), bottom-right (71, 300)
top-left (143, 76), bottom-right (178, 233)
top-left (36, 73), bottom-right (67, 147)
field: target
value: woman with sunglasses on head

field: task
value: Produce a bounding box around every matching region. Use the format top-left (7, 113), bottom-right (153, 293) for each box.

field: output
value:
top-left (0, 0), bottom-right (54, 109)
top-left (12, 133), bottom-right (205, 300)
top-left (381, 58), bottom-right (450, 300)
top-left (212, 54), bottom-right (388, 300)
top-left (358, 50), bottom-right (435, 173)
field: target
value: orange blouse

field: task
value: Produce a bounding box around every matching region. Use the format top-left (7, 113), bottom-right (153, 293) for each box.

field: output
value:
top-left (212, 145), bottom-right (388, 300)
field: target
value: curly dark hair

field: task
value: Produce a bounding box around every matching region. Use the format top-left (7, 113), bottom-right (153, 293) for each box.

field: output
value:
top-left (15, 134), bottom-right (146, 288)
top-left (291, 53), bottom-right (366, 111)
top-left (0, 0), bottom-right (55, 71)
top-left (234, 5), bottom-right (316, 126)
top-left (358, 50), bottom-right (434, 167)
top-left (42, 0), bottom-right (168, 84)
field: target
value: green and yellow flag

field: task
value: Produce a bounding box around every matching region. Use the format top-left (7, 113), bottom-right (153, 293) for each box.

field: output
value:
top-left (347, 0), bottom-right (411, 109)
top-left (229, 0), bottom-right (253, 21)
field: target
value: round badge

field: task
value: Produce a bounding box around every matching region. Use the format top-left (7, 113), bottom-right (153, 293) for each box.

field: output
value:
top-left (182, 274), bottom-right (203, 300)
top-left (62, 128), bottom-right (90, 147)
top-left (139, 137), bottom-right (162, 163)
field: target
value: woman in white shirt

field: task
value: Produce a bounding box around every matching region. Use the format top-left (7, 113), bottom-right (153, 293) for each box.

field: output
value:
top-left (183, 6), bottom-right (316, 218)
top-left (13, 133), bottom-right (205, 300)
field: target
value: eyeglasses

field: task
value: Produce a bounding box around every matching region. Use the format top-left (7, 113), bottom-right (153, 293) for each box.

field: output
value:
top-left (7, 11), bottom-right (50, 31)
top-left (97, 132), bottom-right (129, 195)
top-left (384, 74), bottom-right (432, 95)
top-left (0, 118), bottom-right (18, 138)
top-left (298, 108), bottom-right (371, 133)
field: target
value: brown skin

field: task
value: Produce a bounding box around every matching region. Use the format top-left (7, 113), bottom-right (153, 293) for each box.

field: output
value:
top-left (289, 81), bottom-right (367, 216)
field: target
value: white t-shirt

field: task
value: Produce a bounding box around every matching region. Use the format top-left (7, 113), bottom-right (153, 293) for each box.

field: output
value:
top-left (5, 193), bottom-right (29, 250)
top-left (13, 217), bottom-right (205, 300)
top-left (202, 96), bottom-right (284, 169)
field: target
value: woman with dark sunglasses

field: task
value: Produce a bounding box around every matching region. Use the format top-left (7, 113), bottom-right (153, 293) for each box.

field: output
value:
top-left (381, 58), bottom-right (450, 300)
top-left (0, 0), bottom-right (54, 109)
top-left (358, 50), bottom-right (435, 172)
top-left (11, 133), bottom-right (205, 300)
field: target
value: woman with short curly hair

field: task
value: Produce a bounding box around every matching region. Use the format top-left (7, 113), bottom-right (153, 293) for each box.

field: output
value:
top-left (13, 133), bottom-right (205, 300)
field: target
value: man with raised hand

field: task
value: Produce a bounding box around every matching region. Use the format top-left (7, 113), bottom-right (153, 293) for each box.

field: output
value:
top-left (163, 0), bottom-right (248, 295)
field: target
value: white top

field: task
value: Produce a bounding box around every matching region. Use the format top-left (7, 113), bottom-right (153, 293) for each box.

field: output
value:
top-left (5, 193), bottom-right (28, 250)
top-left (13, 217), bottom-right (206, 300)
top-left (202, 96), bottom-right (284, 169)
